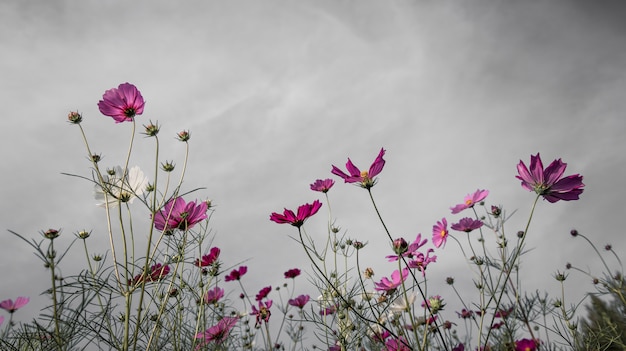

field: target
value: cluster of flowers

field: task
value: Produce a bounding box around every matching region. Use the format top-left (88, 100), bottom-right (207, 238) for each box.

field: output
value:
top-left (3, 82), bottom-right (595, 351)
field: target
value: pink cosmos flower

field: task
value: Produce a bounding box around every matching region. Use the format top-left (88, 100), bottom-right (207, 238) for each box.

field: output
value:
top-left (204, 287), bottom-right (224, 304)
top-left (331, 148), bottom-right (386, 188)
top-left (269, 200), bottom-right (322, 228)
top-left (450, 189), bottom-right (489, 214)
top-left (515, 338), bottom-right (537, 351)
top-left (374, 268), bottom-right (409, 293)
top-left (153, 197), bottom-right (208, 232)
top-left (451, 218), bottom-right (483, 233)
top-left (255, 286), bottom-right (272, 301)
top-left (0, 296), bottom-right (29, 313)
top-left (195, 247), bottom-right (220, 267)
top-left (97, 83), bottom-right (145, 123)
top-left (130, 264), bottom-right (170, 285)
top-left (319, 304), bottom-right (337, 316)
top-left (452, 343), bottom-right (465, 351)
top-left (385, 337), bottom-right (411, 351)
top-left (386, 234), bottom-right (428, 262)
top-left (310, 178), bottom-right (335, 193)
top-left (224, 266), bottom-right (247, 282)
top-left (408, 249), bottom-right (437, 275)
top-left (432, 218), bottom-right (449, 248)
top-left (284, 268), bottom-right (301, 279)
top-left (516, 153), bottom-right (584, 203)
top-left (195, 316), bottom-right (238, 347)
top-left (251, 300), bottom-right (272, 327)
top-left (288, 294), bottom-right (310, 309)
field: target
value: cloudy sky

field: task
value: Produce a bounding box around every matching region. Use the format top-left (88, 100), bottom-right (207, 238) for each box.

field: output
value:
top-left (1, 0), bottom-right (625, 339)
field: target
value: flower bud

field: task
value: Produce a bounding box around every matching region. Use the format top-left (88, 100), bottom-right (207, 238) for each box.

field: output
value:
top-left (43, 228), bottom-right (60, 240)
top-left (554, 272), bottom-right (567, 282)
top-left (490, 205), bottom-right (501, 218)
top-left (76, 230), bottom-right (91, 239)
top-left (143, 121), bottom-right (160, 137)
top-left (177, 130), bottom-right (190, 141)
top-left (67, 111), bottom-right (82, 124)
top-left (605, 244), bottom-right (612, 251)
top-left (363, 267), bottom-right (374, 279)
top-left (517, 231), bottom-right (524, 238)
top-left (161, 161), bottom-right (175, 172)
top-left (392, 238), bottom-right (408, 255)
top-left (446, 277), bottom-right (454, 285)
top-left (570, 229), bottom-right (578, 237)
top-left (90, 154), bottom-right (102, 163)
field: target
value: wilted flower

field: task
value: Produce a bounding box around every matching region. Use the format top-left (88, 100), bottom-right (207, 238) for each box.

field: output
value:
top-left (516, 153), bottom-right (584, 202)
top-left (451, 218), bottom-right (484, 233)
top-left (288, 294), bottom-right (310, 309)
top-left (95, 166), bottom-right (149, 208)
top-left (251, 300), bottom-right (272, 327)
top-left (97, 83), bottom-right (145, 123)
top-left (195, 316), bottom-right (238, 346)
top-left (450, 189), bottom-right (489, 214)
top-left (331, 148), bottom-right (386, 189)
top-left (204, 287), bottom-right (224, 304)
top-left (270, 200), bottom-right (322, 228)
top-left (153, 197), bottom-right (208, 232)
top-left (67, 111), bottom-right (82, 124)
top-left (0, 297), bottom-right (29, 313)
top-left (224, 266), bottom-right (247, 282)
top-left (195, 247), bottom-right (221, 267)
top-left (432, 218), bottom-right (449, 248)
top-left (310, 178), bottom-right (335, 193)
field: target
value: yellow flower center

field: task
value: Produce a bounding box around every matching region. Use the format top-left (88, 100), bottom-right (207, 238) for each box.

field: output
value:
top-left (465, 199), bottom-right (472, 205)
top-left (360, 170), bottom-right (369, 178)
top-left (440, 230), bottom-right (447, 238)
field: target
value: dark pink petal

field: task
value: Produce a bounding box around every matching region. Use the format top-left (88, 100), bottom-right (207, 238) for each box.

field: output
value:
top-left (529, 153), bottom-right (545, 185)
top-left (345, 158), bottom-right (361, 178)
top-left (543, 159), bottom-right (567, 186)
top-left (368, 148), bottom-right (386, 178)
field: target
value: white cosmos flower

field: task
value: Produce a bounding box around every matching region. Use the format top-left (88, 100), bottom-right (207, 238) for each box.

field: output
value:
top-left (388, 292), bottom-right (417, 314)
top-left (94, 166), bottom-right (149, 207)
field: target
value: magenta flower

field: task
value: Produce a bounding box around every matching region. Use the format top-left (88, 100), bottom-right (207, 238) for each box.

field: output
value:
top-left (269, 200), bottom-right (322, 228)
top-left (516, 153), bottom-right (584, 203)
top-left (0, 296), bottom-right (29, 313)
top-left (288, 294), bottom-right (310, 309)
top-left (319, 304), bottom-right (337, 316)
top-left (284, 268), bottom-right (301, 279)
top-left (195, 247), bottom-right (221, 267)
top-left (385, 337), bottom-right (411, 351)
top-left (432, 218), bottom-right (449, 248)
top-left (97, 83), bottom-right (145, 123)
top-left (204, 287), bottom-right (224, 304)
top-left (255, 286), bottom-right (272, 301)
top-left (310, 178), bottom-right (335, 193)
top-left (374, 268), bottom-right (409, 293)
top-left (408, 249), bottom-right (437, 276)
top-left (153, 197), bottom-right (208, 232)
top-left (452, 343), bottom-right (465, 351)
top-left (331, 148), bottom-right (386, 188)
top-left (386, 234), bottom-right (428, 262)
top-left (224, 266), bottom-right (247, 282)
top-left (450, 189), bottom-right (489, 214)
top-left (451, 218), bottom-right (483, 233)
top-left (195, 316), bottom-right (238, 347)
top-left (515, 338), bottom-right (537, 351)
top-left (251, 300), bottom-right (272, 327)
top-left (130, 263), bottom-right (170, 285)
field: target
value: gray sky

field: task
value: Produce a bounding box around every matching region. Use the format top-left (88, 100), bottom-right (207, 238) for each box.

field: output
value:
top-left (1, 0), bottom-right (626, 340)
